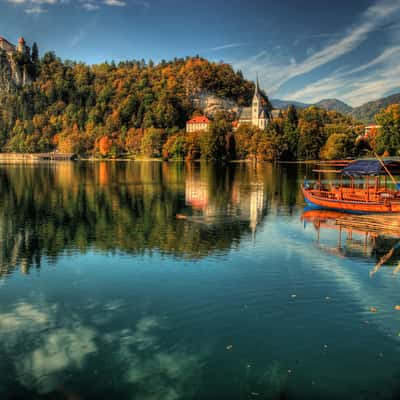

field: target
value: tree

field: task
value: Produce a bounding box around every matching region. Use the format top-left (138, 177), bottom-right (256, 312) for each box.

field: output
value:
top-left (184, 131), bottom-right (201, 161)
top-left (282, 105), bottom-right (299, 160)
top-left (319, 132), bottom-right (357, 160)
top-left (141, 128), bottom-right (165, 158)
top-left (200, 113), bottom-right (230, 161)
top-left (162, 133), bottom-right (185, 160)
top-left (297, 116), bottom-right (326, 160)
top-left (375, 104), bottom-right (400, 155)
top-left (233, 125), bottom-right (253, 160)
top-left (31, 42), bottom-right (39, 63)
top-left (97, 135), bottom-right (113, 157)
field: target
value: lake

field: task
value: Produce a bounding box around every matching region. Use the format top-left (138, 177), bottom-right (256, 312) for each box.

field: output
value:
top-left (1, 161), bottom-right (400, 400)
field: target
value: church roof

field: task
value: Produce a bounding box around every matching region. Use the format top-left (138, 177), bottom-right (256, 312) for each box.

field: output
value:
top-left (187, 116), bottom-right (211, 124)
top-left (253, 73), bottom-right (262, 100)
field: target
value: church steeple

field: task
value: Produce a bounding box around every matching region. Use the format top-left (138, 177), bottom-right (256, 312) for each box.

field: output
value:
top-left (255, 73), bottom-right (259, 96)
top-left (254, 73), bottom-right (261, 99)
top-left (252, 74), bottom-right (261, 125)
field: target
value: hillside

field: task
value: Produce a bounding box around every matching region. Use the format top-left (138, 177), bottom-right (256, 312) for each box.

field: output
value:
top-left (0, 52), bottom-right (256, 154)
top-left (351, 92), bottom-right (400, 122)
top-left (271, 98), bottom-right (353, 114)
top-left (313, 99), bottom-right (353, 114)
top-left (272, 94), bottom-right (400, 124)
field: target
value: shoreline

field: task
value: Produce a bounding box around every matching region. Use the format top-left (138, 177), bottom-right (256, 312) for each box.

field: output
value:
top-left (0, 153), bottom-right (320, 164)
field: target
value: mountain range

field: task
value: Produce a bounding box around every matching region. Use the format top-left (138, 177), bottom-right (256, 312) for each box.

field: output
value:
top-left (271, 92), bottom-right (400, 123)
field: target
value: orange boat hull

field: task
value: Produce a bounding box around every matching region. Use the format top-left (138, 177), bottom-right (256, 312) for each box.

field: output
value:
top-left (301, 186), bottom-right (400, 213)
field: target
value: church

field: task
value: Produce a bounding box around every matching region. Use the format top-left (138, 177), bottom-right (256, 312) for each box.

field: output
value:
top-left (236, 77), bottom-right (269, 130)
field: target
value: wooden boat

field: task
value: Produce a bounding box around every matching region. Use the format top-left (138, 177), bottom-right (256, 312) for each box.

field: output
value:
top-left (301, 158), bottom-right (400, 213)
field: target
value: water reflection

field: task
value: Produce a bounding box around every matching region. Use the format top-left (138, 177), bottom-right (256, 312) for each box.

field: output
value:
top-left (301, 209), bottom-right (400, 269)
top-left (2, 163), bottom-right (400, 399)
top-left (0, 297), bottom-right (203, 399)
top-left (0, 162), bottom-right (304, 276)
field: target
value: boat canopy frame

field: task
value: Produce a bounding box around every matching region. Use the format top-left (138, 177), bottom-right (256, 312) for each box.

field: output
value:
top-left (341, 159), bottom-right (400, 177)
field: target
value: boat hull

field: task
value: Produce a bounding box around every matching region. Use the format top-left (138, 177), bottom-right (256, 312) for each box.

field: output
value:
top-left (301, 186), bottom-right (400, 213)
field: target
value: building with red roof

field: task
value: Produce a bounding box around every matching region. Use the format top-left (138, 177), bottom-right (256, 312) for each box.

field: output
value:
top-left (186, 116), bottom-right (211, 133)
top-left (364, 124), bottom-right (382, 138)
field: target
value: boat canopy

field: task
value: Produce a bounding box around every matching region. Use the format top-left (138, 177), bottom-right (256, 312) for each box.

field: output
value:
top-left (341, 159), bottom-right (400, 176)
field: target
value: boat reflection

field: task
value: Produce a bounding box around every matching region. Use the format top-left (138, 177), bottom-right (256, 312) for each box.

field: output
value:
top-left (301, 209), bottom-right (400, 273)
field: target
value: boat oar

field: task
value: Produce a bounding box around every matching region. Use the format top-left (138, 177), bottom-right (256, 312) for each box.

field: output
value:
top-left (370, 245), bottom-right (397, 278)
top-left (374, 152), bottom-right (400, 190)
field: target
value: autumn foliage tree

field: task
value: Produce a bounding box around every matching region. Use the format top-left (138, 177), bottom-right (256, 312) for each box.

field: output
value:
top-left (375, 104), bottom-right (400, 156)
top-left (0, 48), bottom-right (374, 160)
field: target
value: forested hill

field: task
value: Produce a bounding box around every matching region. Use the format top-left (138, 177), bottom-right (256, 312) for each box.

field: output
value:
top-left (313, 99), bottom-right (353, 115)
top-left (2, 50), bottom-right (399, 161)
top-left (0, 53), bottom-right (255, 153)
top-left (351, 93), bottom-right (400, 123)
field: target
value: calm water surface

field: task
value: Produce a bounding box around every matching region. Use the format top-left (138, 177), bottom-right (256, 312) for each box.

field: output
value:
top-left (1, 162), bottom-right (400, 400)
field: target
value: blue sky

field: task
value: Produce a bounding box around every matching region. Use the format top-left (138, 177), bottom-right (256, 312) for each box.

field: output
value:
top-left (1, 0), bottom-right (400, 106)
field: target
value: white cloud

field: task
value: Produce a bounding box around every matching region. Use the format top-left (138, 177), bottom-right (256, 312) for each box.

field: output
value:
top-left (233, 0), bottom-right (400, 104)
top-left (103, 0), bottom-right (125, 6)
top-left (81, 1), bottom-right (99, 10)
top-left (17, 327), bottom-right (97, 393)
top-left (24, 5), bottom-right (47, 13)
top-left (209, 43), bottom-right (248, 52)
top-left (0, 303), bottom-right (50, 332)
top-left (286, 45), bottom-right (400, 106)
top-left (6, 0), bottom-right (150, 12)
top-left (0, 299), bottom-right (204, 398)
top-left (69, 29), bottom-right (86, 47)
top-left (7, 0), bottom-right (57, 3)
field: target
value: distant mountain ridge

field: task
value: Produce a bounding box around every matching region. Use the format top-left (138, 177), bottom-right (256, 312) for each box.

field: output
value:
top-left (270, 99), bottom-right (309, 109)
top-left (313, 99), bottom-right (353, 114)
top-left (271, 92), bottom-right (400, 123)
top-left (350, 93), bottom-right (400, 122)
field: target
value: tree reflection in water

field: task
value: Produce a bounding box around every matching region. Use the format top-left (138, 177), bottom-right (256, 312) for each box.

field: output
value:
top-left (0, 161), bottom-right (303, 276)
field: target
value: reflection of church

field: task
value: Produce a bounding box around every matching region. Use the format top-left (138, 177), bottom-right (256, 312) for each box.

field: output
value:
top-left (249, 184), bottom-right (265, 234)
top-left (184, 167), bottom-right (266, 236)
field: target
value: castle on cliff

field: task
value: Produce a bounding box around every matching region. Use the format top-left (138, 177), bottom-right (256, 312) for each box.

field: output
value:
top-left (0, 36), bottom-right (30, 56)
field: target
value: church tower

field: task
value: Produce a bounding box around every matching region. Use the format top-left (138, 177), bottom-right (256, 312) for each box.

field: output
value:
top-left (236, 74), bottom-right (269, 130)
top-left (251, 74), bottom-right (268, 129)
top-left (252, 75), bottom-right (261, 127)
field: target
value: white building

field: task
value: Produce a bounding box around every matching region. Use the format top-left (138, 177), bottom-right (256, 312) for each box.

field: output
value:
top-left (186, 116), bottom-right (211, 133)
top-left (237, 77), bottom-right (269, 130)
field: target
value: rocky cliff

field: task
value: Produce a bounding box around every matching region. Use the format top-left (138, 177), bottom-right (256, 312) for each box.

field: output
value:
top-left (192, 91), bottom-right (241, 118)
top-left (0, 51), bottom-right (33, 94)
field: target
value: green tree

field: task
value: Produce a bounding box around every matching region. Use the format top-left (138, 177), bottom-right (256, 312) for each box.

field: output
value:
top-left (200, 113), bottom-right (230, 161)
top-left (375, 104), bottom-right (400, 155)
top-left (31, 42), bottom-right (39, 63)
top-left (282, 105), bottom-right (299, 160)
top-left (141, 128), bottom-right (165, 157)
